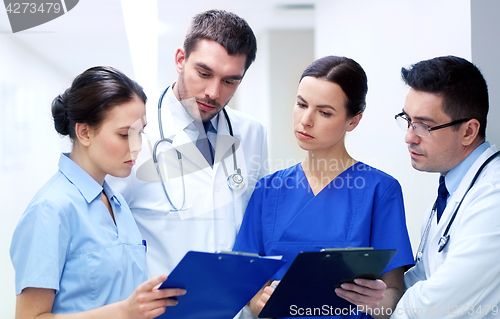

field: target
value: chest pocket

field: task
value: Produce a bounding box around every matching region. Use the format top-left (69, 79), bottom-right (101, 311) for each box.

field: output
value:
top-left (60, 243), bottom-right (146, 310)
top-left (87, 243), bottom-right (146, 303)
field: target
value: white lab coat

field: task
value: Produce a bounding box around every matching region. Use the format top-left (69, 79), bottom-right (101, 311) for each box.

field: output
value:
top-left (392, 144), bottom-right (500, 319)
top-left (108, 87), bottom-right (269, 278)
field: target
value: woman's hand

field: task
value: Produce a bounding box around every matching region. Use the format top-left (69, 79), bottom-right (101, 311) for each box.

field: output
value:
top-left (121, 274), bottom-right (186, 319)
top-left (256, 280), bottom-right (280, 311)
top-left (15, 275), bottom-right (186, 319)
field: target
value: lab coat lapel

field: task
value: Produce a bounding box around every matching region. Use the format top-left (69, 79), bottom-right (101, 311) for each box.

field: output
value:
top-left (426, 145), bottom-right (498, 272)
top-left (171, 129), bottom-right (213, 174)
top-left (435, 145), bottom-right (497, 232)
top-left (213, 110), bottom-right (239, 172)
top-left (158, 97), bottom-right (214, 219)
top-left (159, 100), bottom-right (213, 175)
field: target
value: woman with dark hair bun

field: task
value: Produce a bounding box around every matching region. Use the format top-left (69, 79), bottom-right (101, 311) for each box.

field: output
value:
top-left (234, 56), bottom-right (414, 319)
top-left (10, 66), bottom-right (185, 319)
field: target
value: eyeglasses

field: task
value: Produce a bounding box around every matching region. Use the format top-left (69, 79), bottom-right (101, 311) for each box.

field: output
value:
top-left (395, 112), bottom-right (471, 137)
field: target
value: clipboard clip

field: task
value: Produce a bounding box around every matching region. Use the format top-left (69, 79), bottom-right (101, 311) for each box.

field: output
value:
top-left (321, 247), bottom-right (374, 252)
top-left (217, 250), bottom-right (260, 257)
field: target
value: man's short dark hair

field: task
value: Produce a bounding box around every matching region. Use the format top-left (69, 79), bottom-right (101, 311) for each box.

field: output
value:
top-left (184, 9), bottom-right (257, 71)
top-left (401, 55), bottom-right (489, 138)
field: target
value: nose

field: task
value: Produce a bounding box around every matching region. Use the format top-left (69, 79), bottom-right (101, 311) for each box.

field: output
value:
top-left (129, 132), bottom-right (143, 155)
top-left (204, 79), bottom-right (220, 101)
top-left (404, 124), bottom-right (420, 145)
top-left (300, 109), bottom-right (314, 127)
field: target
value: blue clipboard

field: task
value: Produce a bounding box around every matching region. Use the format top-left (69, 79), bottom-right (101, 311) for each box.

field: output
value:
top-left (259, 248), bottom-right (397, 318)
top-left (157, 251), bottom-right (286, 319)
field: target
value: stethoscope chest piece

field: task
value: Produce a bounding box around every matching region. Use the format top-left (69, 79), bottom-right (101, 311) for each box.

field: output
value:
top-left (437, 235), bottom-right (450, 253)
top-left (227, 169), bottom-right (245, 190)
top-left (414, 150), bottom-right (500, 262)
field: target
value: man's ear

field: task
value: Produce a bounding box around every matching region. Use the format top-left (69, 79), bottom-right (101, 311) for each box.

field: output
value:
top-left (346, 112), bottom-right (363, 132)
top-left (75, 123), bottom-right (92, 147)
top-left (462, 119), bottom-right (480, 146)
top-left (174, 47), bottom-right (186, 75)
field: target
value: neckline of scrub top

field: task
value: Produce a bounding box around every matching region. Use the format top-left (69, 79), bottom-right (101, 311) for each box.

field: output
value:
top-left (298, 160), bottom-right (363, 197)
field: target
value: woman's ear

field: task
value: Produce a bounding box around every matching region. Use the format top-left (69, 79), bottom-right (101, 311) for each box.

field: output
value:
top-left (174, 47), bottom-right (186, 75)
top-left (346, 112), bottom-right (363, 132)
top-left (75, 123), bottom-right (92, 147)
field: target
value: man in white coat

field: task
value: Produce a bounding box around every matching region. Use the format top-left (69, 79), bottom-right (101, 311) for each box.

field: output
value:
top-left (108, 9), bottom-right (268, 287)
top-left (336, 56), bottom-right (500, 318)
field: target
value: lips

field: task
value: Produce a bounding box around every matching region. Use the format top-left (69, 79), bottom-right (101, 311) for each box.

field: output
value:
top-left (408, 148), bottom-right (424, 158)
top-left (297, 131), bottom-right (314, 140)
top-left (125, 160), bottom-right (136, 166)
top-left (197, 101), bottom-right (216, 112)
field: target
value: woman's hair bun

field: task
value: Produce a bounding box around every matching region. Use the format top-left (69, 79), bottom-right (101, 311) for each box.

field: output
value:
top-left (51, 90), bottom-right (70, 136)
top-left (50, 66), bottom-right (147, 140)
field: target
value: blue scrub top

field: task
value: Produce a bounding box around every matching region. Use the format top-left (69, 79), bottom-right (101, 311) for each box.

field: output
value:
top-left (234, 162), bottom-right (414, 318)
top-left (10, 153), bottom-right (147, 313)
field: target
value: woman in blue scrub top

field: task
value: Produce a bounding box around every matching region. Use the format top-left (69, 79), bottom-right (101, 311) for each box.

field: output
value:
top-left (10, 67), bottom-right (185, 319)
top-left (233, 56), bottom-right (414, 319)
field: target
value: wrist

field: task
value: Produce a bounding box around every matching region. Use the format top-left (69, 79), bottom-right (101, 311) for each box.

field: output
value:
top-left (116, 300), bottom-right (129, 319)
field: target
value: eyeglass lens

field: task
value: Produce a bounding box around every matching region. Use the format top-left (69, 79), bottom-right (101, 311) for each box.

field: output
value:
top-left (395, 115), bottom-right (430, 137)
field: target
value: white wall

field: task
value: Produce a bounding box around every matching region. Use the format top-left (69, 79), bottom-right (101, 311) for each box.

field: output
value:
top-left (235, 29), bottom-right (314, 172)
top-left (0, 35), bottom-right (69, 319)
top-left (267, 30), bottom-right (313, 170)
top-left (471, 0), bottom-right (500, 147)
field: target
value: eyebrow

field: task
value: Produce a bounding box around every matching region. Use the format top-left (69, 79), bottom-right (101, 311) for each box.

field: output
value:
top-left (298, 95), bottom-right (336, 111)
top-left (195, 62), bottom-right (244, 81)
top-left (402, 109), bottom-right (436, 124)
top-left (119, 123), bottom-right (147, 131)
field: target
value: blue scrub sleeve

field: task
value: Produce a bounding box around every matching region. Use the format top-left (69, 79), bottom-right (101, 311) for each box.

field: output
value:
top-left (11, 199), bottom-right (70, 295)
top-left (370, 179), bottom-right (415, 273)
top-left (233, 182), bottom-right (266, 256)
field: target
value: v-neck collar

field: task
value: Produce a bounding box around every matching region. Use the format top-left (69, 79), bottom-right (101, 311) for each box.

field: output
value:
top-left (298, 161), bottom-right (361, 196)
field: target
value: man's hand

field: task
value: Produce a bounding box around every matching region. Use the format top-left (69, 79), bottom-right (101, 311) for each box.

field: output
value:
top-left (335, 278), bottom-right (387, 308)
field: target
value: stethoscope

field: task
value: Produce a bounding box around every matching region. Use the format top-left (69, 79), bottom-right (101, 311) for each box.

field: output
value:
top-left (152, 86), bottom-right (245, 212)
top-left (415, 150), bottom-right (500, 263)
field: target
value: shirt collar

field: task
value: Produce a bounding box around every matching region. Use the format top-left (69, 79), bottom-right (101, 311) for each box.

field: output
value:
top-left (165, 83), bottom-right (219, 133)
top-left (444, 141), bottom-right (490, 196)
top-left (58, 153), bottom-right (122, 207)
top-left (165, 83), bottom-right (194, 131)
top-left (103, 180), bottom-right (122, 207)
top-left (58, 153), bottom-right (102, 203)
top-left (206, 116), bottom-right (219, 135)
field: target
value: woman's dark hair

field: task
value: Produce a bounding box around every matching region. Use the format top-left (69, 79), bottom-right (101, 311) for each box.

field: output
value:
top-left (51, 66), bottom-right (147, 139)
top-left (300, 56), bottom-right (368, 118)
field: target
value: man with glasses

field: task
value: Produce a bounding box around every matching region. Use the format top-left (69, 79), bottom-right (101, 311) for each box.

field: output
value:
top-left (337, 56), bottom-right (500, 318)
